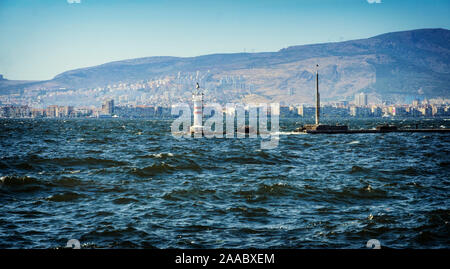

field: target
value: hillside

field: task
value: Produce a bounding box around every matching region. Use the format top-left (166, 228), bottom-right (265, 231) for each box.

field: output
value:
top-left (2, 28), bottom-right (449, 104)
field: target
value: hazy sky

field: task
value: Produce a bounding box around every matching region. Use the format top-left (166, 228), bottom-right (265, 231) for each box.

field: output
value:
top-left (1, 0), bottom-right (449, 80)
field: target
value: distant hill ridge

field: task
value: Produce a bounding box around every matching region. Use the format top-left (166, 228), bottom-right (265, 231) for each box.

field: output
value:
top-left (2, 28), bottom-right (449, 103)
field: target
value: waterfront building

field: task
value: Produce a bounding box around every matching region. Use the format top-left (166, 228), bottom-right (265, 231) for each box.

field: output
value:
top-left (355, 92), bottom-right (368, 106)
top-left (102, 99), bottom-right (114, 115)
top-left (46, 105), bottom-right (58, 118)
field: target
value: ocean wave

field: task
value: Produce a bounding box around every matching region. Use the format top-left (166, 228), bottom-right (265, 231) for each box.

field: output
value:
top-left (162, 188), bottom-right (216, 201)
top-left (45, 192), bottom-right (86, 202)
top-left (380, 167), bottom-right (421, 176)
top-left (130, 160), bottom-right (201, 177)
top-left (349, 165), bottom-right (371, 174)
top-left (0, 175), bottom-right (43, 193)
top-left (130, 163), bottom-right (174, 177)
top-left (227, 206), bottom-right (270, 217)
top-left (1, 175), bottom-right (38, 185)
top-left (113, 197), bottom-right (139, 205)
top-left (46, 157), bottom-right (128, 168)
top-left (256, 183), bottom-right (298, 196)
top-left (95, 211), bottom-right (115, 217)
top-left (53, 176), bottom-right (88, 187)
top-left (233, 183), bottom-right (298, 202)
top-left (326, 186), bottom-right (389, 201)
top-left (178, 224), bottom-right (214, 233)
top-left (224, 156), bottom-right (278, 165)
top-left (2, 155), bottom-right (128, 170)
top-left (79, 226), bottom-right (151, 247)
top-left (135, 152), bottom-right (174, 159)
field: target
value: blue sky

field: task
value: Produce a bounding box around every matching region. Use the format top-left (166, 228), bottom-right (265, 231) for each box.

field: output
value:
top-left (0, 0), bottom-right (449, 80)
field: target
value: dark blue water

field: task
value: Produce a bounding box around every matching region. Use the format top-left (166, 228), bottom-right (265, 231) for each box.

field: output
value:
top-left (0, 118), bottom-right (449, 248)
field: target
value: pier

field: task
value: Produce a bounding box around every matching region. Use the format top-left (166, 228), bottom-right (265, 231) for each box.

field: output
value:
top-left (294, 65), bottom-right (449, 135)
top-left (297, 127), bottom-right (450, 134)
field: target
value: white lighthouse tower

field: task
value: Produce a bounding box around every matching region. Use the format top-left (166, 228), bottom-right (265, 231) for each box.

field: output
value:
top-left (190, 82), bottom-right (204, 134)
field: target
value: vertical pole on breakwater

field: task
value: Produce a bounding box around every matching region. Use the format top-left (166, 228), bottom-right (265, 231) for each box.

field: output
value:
top-left (315, 64), bottom-right (320, 125)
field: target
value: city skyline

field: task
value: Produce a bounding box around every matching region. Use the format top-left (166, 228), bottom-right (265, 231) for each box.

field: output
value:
top-left (1, 0), bottom-right (450, 80)
top-left (1, 96), bottom-right (449, 119)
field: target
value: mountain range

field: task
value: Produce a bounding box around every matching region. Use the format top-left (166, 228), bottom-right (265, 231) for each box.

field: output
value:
top-left (1, 28), bottom-right (449, 104)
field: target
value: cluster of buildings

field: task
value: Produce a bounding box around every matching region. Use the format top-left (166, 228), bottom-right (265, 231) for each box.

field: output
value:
top-left (0, 99), bottom-right (174, 119)
top-left (293, 103), bottom-right (449, 118)
top-left (1, 82), bottom-right (449, 119)
top-left (291, 93), bottom-right (450, 118)
top-left (1, 98), bottom-right (449, 119)
top-left (0, 104), bottom-right (88, 118)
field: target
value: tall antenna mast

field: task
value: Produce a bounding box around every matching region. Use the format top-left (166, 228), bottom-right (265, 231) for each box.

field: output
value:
top-left (315, 64), bottom-right (320, 125)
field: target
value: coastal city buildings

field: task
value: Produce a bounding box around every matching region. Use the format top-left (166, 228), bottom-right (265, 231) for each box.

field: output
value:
top-left (1, 98), bottom-right (449, 119)
top-left (0, 71), bottom-right (449, 119)
top-left (354, 92), bottom-right (368, 107)
top-left (101, 99), bottom-right (114, 115)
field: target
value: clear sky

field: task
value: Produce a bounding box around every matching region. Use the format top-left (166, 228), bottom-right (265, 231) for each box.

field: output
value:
top-left (0, 0), bottom-right (449, 80)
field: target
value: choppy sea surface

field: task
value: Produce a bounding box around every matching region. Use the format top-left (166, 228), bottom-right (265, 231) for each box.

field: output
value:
top-left (0, 118), bottom-right (449, 249)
